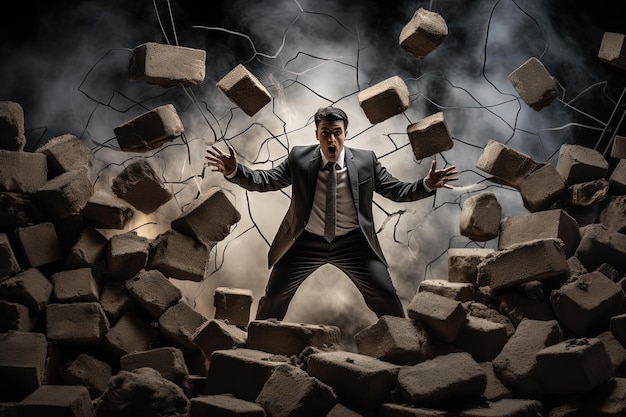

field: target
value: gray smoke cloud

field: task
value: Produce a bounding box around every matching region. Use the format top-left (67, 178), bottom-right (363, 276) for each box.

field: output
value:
top-left (1, 0), bottom-right (624, 348)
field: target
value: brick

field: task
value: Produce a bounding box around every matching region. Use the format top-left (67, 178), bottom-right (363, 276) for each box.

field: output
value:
top-left (418, 279), bottom-right (475, 302)
top-left (64, 226), bottom-right (108, 270)
top-left (397, 352), bottom-right (486, 407)
top-left (0, 268), bottom-right (52, 313)
top-left (0, 331), bottom-right (47, 401)
top-left (204, 348), bottom-right (289, 402)
top-left (611, 135), bottom-right (626, 159)
top-left (479, 362), bottom-right (512, 402)
top-left (124, 269), bottom-right (182, 320)
top-left (171, 186), bottom-right (241, 246)
top-left (216, 64), bottom-right (271, 117)
top-left (570, 178), bottom-right (609, 208)
top-left (454, 316), bottom-right (508, 362)
top-left (17, 385), bottom-right (94, 417)
top-left (0, 101), bottom-right (26, 151)
top-left (518, 163), bottom-right (566, 211)
top-left (354, 315), bottom-right (434, 365)
top-left (192, 319), bottom-right (247, 361)
top-left (120, 346), bottom-right (189, 385)
top-left (598, 32), bottom-right (626, 70)
top-left (107, 231), bottom-right (150, 280)
top-left (190, 394), bottom-right (266, 417)
top-left (0, 192), bottom-right (45, 229)
top-left (104, 312), bottom-right (158, 357)
top-left (99, 280), bottom-right (134, 323)
top-left (536, 337), bottom-right (613, 393)
top-left (599, 195), bottom-right (626, 233)
top-left (111, 159), bottom-right (172, 214)
top-left (556, 144), bottom-right (609, 187)
top-left (82, 189), bottom-right (134, 229)
top-left (14, 222), bottom-right (63, 268)
top-left (499, 209), bottom-right (580, 257)
top-left (476, 139), bottom-right (538, 188)
top-left (406, 291), bottom-right (466, 343)
top-left (611, 313), bottom-right (626, 347)
top-left (213, 286), bottom-right (253, 328)
top-left (158, 300), bottom-right (208, 350)
top-left (149, 229), bottom-right (211, 281)
top-left (0, 232), bottom-right (20, 279)
top-left (464, 302), bottom-right (515, 337)
top-left (609, 159), bottom-right (626, 194)
top-left (477, 238), bottom-right (569, 291)
top-left (508, 57), bottom-right (558, 111)
top-left (62, 353), bottom-right (112, 398)
top-left (496, 291), bottom-right (555, 327)
top-left (35, 168), bottom-right (93, 218)
top-left (358, 76), bottom-right (410, 124)
top-left (35, 134), bottom-right (93, 178)
top-left (575, 223), bottom-right (626, 273)
top-left (45, 302), bottom-right (109, 345)
top-left (399, 8), bottom-right (448, 59)
top-left (114, 104), bottom-right (184, 152)
top-left (407, 112), bottom-right (453, 160)
top-left (459, 192), bottom-right (501, 241)
top-left (129, 42), bottom-right (206, 87)
top-left (447, 248), bottom-right (495, 285)
top-left (307, 350), bottom-right (400, 410)
top-left (51, 268), bottom-right (101, 303)
top-left (0, 300), bottom-right (36, 332)
top-left (550, 271), bottom-right (624, 337)
top-left (246, 320), bottom-right (340, 357)
top-left (597, 330), bottom-right (626, 376)
top-left (456, 398), bottom-right (543, 416)
top-left (581, 377), bottom-right (626, 416)
top-left (378, 403), bottom-right (446, 416)
top-left (0, 150), bottom-right (47, 193)
top-left (492, 319), bottom-right (563, 396)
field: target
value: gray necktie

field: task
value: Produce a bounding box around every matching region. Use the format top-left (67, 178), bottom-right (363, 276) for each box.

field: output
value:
top-left (324, 162), bottom-right (337, 242)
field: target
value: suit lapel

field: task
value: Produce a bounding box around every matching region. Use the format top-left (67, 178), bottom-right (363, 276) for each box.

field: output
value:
top-left (345, 147), bottom-right (359, 209)
top-left (307, 146), bottom-right (321, 212)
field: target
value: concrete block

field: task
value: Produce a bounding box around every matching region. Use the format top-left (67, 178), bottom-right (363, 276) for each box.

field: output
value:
top-left (216, 64), bottom-right (271, 117)
top-left (189, 394), bottom-right (266, 417)
top-left (14, 222), bottom-right (63, 268)
top-left (447, 248), bottom-right (495, 285)
top-left (62, 353), bottom-right (112, 398)
top-left (46, 302), bottom-right (109, 345)
top-left (598, 32), bottom-right (626, 70)
top-left (358, 76), bottom-right (410, 124)
top-left (171, 186), bottom-right (241, 246)
top-left (51, 268), bottom-right (101, 303)
top-left (454, 316), bottom-right (509, 362)
top-left (104, 311), bottom-right (158, 358)
top-left (0, 331), bottom-right (47, 402)
top-left (508, 57), bottom-right (558, 111)
top-left (536, 337), bottom-right (613, 393)
top-left (307, 350), bottom-right (400, 410)
top-left (599, 195), bottom-right (626, 233)
top-left (35, 168), bottom-right (93, 218)
top-left (82, 189), bottom-right (134, 229)
top-left (475, 139), bottom-right (538, 188)
top-left (407, 291), bottom-right (466, 343)
top-left (570, 178), bottom-right (609, 208)
top-left (477, 238), bottom-right (569, 291)
top-left (204, 348), bottom-right (289, 402)
top-left (107, 231), bottom-right (150, 280)
top-left (611, 313), bottom-right (626, 347)
top-left (158, 300), bottom-right (208, 350)
top-left (418, 279), bottom-right (475, 302)
top-left (456, 398), bottom-right (543, 416)
top-left (125, 269), bottom-right (182, 319)
top-left (114, 104), bottom-right (184, 152)
top-left (99, 280), bottom-right (135, 323)
top-left (550, 271), bottom-right (624, 337)
top-left (464, 302), bottom-right (515, 338)
top-left (64, 226), bottom-right (108, 270)
top-left (399, 8), bottom-right (448, 59)
top-left (397, 352), bottom-right (486, 407)
top-left (0, 300), bottom-right (36, 332)
top-left (111, 159), bottom-right (172, 214)
top-left (407, 112), bottom-right (453, 160)
top-left (609, 159), bottom-right (626, 195)
top-left (354, 315), bottom-right (434, 365)
top-left (0, 150), bottom-right (47, 193)
top-left (575, 223), bottom-right (626, 272)
top-left (492, 319), bottom-right (563, 396)
top-left (149, 229), bottom-right (211, 282)
top-left (256, 364), bottom-right (337, 417)
top-left (499, 209), bottom-right (580, 257)
top-left (518, 163), bottom-right (566, 211)
top-left (192, 319), bottom-right (247, 361)
top-left (35, 134), bottom-right (93, 178)
top-left (17, 385), bottom-right (94, 417)
top-left (611, 135), bottom-right (626, 159)
top-left (0, 191), bottom-right (45, 230)
top-left (378, 403), bottom-right (446, 416)
top-left (581, 377), bottom-right (626, 416)
top-left (459, 192), bottom-right (501, 241)
top-left (0, 268), bottom-right (52, 313)
top-left (597, 330), bottom-right (626, 376)
top-left (0, 232), bottom-right (20, 279)
top-left (479, 362), bottom-right (513, 402)
top-left (556, 144), bottom-right (609, 187)
top-left (246, 320), bottom-right (340, 357)
top-left (129, 42), bottom-right (206, 87)
top-left (120, 346), bottom-right (189, 386)
top-left (496, 291), bottom-right (555, 327)
top-left (0, 101), bottom-right (26, 151)
top-left (213, 286), bottom-right (253, 329)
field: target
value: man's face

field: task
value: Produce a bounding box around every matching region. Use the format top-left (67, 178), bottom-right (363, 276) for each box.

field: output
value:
top-left (316, 119), bottom-right (346, 162)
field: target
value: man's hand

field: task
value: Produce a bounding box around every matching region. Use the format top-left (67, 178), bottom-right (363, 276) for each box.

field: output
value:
top-left (426, 160), bottom-right (458, 190)
top-left (205, 144), bottom-right (238, 176)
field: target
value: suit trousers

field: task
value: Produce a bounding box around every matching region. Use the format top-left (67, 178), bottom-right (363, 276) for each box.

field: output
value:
top-left (255, 228), bottom-right (406, 320)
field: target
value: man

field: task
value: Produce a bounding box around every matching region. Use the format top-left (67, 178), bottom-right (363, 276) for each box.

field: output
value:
top-left (205, 106), bottom-right (457, 320)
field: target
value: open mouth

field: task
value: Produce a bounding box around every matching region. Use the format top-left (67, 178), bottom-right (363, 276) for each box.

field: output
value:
top-left (328, 145), bottom-right (337, 156)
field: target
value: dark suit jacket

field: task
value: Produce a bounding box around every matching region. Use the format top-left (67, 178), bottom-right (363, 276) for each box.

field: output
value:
top-left (227, 145), bottom-right (435, 268)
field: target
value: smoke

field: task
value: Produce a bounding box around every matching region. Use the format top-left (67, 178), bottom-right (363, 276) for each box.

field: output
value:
top-left (1, 0), bottom-right (624, 348)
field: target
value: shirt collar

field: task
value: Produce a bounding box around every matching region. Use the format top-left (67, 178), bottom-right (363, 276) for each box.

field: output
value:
top-left (320, 148), bottom-right (345, 169)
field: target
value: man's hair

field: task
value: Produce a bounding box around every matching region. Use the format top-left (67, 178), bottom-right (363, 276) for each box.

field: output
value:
top-left (314, 106), bottom-right (348, 129)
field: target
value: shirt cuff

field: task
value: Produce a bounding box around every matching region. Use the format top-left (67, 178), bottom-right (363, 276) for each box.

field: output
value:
top-left (423, 177), bottom-right (433, 193)
top-left (225, 166), bottom-right (237, 179)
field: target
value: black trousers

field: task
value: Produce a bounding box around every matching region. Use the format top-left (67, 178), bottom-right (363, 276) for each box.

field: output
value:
top-left (255, 228), bottom-right (405, 320)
